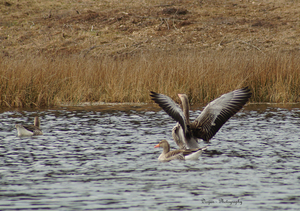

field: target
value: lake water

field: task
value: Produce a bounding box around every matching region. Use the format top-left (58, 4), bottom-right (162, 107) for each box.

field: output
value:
top-left (0, 103), bottom-right (300, 210)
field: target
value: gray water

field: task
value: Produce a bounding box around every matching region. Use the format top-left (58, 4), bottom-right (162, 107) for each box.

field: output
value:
top-left (0, 104), bottom-right (300, 210)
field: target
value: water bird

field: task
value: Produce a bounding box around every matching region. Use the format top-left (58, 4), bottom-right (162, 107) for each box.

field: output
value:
top-left (15, 116), bottom-right (43, 136)
top-left (154, 139), bottom-right (207, 162)
top-left (150, 87), bottom-right (252, 149)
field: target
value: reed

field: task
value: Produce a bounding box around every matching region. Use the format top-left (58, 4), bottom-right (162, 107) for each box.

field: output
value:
top-left (0, 49), bottom-right (299, 107)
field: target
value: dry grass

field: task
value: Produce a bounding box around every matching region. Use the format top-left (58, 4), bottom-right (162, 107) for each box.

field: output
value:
top-left (1, 50), bottom-right (299, 107)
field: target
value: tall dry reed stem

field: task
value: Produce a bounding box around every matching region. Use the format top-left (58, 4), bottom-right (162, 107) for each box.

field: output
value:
top-left (0, 50), bottom-right (299, 107)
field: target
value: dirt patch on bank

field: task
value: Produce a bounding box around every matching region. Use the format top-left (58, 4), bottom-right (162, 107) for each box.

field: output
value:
top-left (1, 0), bottom-right (300, 57)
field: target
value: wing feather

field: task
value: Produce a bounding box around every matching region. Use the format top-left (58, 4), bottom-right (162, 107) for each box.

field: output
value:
top-left (150, 91), bottom-right (187, 134)
top-left (22, 125), bottom-right (37, 133)
top-left (191, 87), bottom-right (252, 141)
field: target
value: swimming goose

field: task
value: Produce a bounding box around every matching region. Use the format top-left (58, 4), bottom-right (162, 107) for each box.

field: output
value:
top-left (150, 87), bottom-right (252, 149)
top-left (15, 116), bottom-right (43, 136)
top-left (154, 139), bottom-right (207, 162)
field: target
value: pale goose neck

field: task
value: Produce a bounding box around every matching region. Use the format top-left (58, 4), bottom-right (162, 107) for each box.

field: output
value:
top-left (34, 117), bottom-right (40, 128)
top-left (162, 142), bottom-right (170, 155)
top-left (180, 94), bottom-right (190, 123)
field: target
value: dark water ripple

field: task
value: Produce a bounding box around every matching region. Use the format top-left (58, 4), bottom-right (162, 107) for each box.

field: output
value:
top-left (0, 104), bottom-right (300, 210)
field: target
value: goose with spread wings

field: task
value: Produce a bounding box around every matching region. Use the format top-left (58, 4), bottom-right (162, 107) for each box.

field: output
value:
top-left (150, 87), bottom-right (252, 149)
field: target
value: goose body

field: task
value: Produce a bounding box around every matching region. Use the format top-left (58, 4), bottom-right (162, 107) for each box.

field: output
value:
top-left (154, 140), bottom-right (207, 162)
top-left (15, 116), bottom-right (43, 136)
top-left (150, 87), bottom-right (252, 149)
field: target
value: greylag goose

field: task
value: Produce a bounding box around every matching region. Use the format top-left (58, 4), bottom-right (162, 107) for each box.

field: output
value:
top-left (150, 87), bottom-right (252, 149)
top-left (154, 139), bottom-right (207, 162)
top-left (15, 116), bottom-right (43, 136)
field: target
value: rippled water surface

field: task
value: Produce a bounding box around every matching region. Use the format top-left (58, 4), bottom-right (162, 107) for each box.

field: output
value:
top-left (1, 104), bottom-right (300, 210)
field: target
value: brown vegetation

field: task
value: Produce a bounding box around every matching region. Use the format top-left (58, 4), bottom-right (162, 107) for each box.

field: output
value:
top-left (1, 50), bottom-right (299, 107)
top-left (1, 0), bottom-right (300, 107)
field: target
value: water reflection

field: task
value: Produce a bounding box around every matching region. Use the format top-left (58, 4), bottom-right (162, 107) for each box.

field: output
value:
top-left (0, 103), bottom-right (300, 210)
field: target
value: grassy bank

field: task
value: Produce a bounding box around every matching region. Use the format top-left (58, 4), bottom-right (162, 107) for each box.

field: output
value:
top-left (1, 50), bottom-right (299, 107)
top-left (1, 0), bottom-right (300, 107)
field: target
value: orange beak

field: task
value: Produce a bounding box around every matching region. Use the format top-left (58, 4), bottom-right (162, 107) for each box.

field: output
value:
top-left (154, 144), bottom-right (160, 148)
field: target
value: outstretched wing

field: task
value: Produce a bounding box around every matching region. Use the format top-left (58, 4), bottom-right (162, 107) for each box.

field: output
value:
top-left (150, 91), bottom-right (188, 134)
top-left (191, 87), bottom-right (252, 142)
